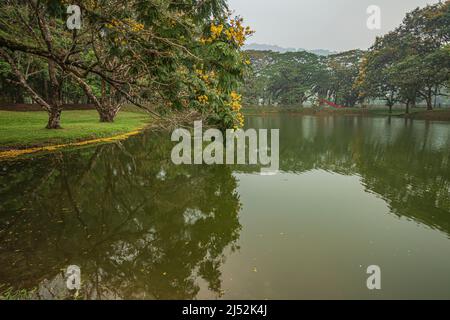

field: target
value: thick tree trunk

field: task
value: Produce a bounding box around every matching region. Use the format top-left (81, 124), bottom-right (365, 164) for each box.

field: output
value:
top-left (424, 88), bottom-right (433, 111)
top-left (405, 101), bottom-right (410, 114)
top-left (46, 59), bottom-right (64, 129)
top-left (46, 108), bottom-right (62, 129)
top-left (99, 108), bottom-right (117, 122)
top-left (433, 85), bottom-right (439, 109)
top-left (426, 97), bottom-right (433, 111)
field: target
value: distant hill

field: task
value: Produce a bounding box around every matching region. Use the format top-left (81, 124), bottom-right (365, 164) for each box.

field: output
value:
top-left (243, 43), bottom-right (336, 56)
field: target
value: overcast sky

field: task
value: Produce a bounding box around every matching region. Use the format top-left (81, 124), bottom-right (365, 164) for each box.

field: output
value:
top-left (228, 0), bottom-right (441, 51)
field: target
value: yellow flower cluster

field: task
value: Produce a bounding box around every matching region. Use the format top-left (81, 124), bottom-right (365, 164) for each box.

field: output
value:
top-left (230, 91), bottom-right (244, 128)
top-left (235, 113), bottom-right (244, 129)
top-left (84, 0), bottom-right (99, 10)
top-left (211, 24), bottom-right (224, 39)
top-left (105, 18), bottom-right (144, 33)
top-left (230, 91), bottom-right (242, 111)
top-left (105, 19), bottom-right (121, 29)
top-left (225, 19), bottom-right (254, 47)
top-left (200, 19), bottom-right (253, 47)
top-left (198, 95), bottom-right (209, 104)
top-left (355, 57), bottom-right (369, 97)
top-left (195, 69), bottom-right (215, 83)
top-left (200, 23), bottom-right (224, 44)
top-left (124, 19), bottom-right (145, 32)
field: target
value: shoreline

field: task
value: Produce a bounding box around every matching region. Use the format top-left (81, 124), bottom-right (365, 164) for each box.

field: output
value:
top-left (242, 107), bottom-right (450, 121)
top-left (2, 108), bottom-right (449, 160)
top-left (0, 126), bottom-right (148, 160)
top-left (0, 110), bottom-right (152, 160)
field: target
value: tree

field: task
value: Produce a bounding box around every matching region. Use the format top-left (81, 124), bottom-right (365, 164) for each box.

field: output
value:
top-left (356, 33), bottom-right (405, 113)
top-left (0, 1), bottom-right (69, 128)
top-left (268, 51), bottom-right (327, 106)
top-left (326, 50), bottom-right (364, 107)
top-left (356, 1), bottom-right (450, 112)
top-left (0, 0), bottom-right (252, 129)
top-left (398, 2), bottom-right (450, 110)
top-left (243, 50), bottom-right (330, 107)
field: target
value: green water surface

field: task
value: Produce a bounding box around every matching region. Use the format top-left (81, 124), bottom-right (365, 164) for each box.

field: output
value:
top-left (0, 115), bottom-right (449, 299)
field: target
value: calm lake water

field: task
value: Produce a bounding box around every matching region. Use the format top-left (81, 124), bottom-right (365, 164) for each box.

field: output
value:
top-left (1, 114), bottom-right (449, 299)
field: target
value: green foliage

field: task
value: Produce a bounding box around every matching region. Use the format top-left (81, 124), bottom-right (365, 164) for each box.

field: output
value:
top-left (327, 50), bottom-right (365, 107)
top-left (243, 49), bottom-right (364, 107)
top-left (0, 0), bottom-right (251, 128)
top-left (244, 2), bottom-right (449, 110)
top-left (356, 1), bottom-right (450, 109)
top-left (268, 51), bottom-right (327, 105)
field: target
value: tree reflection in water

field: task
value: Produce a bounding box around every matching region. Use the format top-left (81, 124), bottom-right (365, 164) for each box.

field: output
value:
top-left (0, 132), bottom-right (242, 299)
top-left (242, 115), bottom-right (450, 236)
top-left (1, 115), bottom-right (449, 299)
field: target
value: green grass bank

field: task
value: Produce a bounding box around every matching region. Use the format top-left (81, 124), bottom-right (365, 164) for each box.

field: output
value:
top-left (0, 110), bottom-right (151, 150)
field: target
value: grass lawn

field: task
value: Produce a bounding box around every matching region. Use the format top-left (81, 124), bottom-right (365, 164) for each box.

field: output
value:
top-left (0, 110), bottom-right (151, 149)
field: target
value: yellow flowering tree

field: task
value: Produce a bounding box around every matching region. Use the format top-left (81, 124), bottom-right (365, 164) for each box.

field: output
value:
top-left (187, 16), bottom-right (254, 129)
top-left (0, 0), bottom-right (253, 129)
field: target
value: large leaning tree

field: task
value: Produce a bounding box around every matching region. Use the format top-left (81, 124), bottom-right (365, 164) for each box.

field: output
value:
top-left (0, 1), bottom-right (71, 128)
top-left (0, 0), bottom-right (252, 129)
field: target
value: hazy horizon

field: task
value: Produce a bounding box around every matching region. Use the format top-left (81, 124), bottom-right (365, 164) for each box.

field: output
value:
top-left (228, 0), bottom-right (441, 52)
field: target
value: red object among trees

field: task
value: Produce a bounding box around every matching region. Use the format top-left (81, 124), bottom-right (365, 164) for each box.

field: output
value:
top-left (319, 99), bottom-right (347, 109)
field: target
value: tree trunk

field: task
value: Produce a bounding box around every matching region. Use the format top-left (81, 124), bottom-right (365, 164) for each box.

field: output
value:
top-left (47, 59), bottom-right (64, 129)
top-left (405, 101), bottom-right (410, 114)
top-left (425, 88), bottom-right (433, 111)
top-left (426, 97), bottom-right (433, 111)
top-left (433, 85), bottom-right (439, 109)
top-left (389, 105), bottom-right (393, 114)
top-left (46, 108), bottom-right (62, 129)
top-left (99, 108), bottom-right (117, 122)
top-left (101, 79), bottom-right (106, 106)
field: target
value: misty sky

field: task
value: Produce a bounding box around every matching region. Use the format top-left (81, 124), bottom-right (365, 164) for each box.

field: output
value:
top-left (228, 0), bottom-right (441, 51)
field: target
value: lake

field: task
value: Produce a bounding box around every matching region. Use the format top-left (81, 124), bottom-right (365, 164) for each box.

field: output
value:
top-left (0, 114), bottom-right (449, 299)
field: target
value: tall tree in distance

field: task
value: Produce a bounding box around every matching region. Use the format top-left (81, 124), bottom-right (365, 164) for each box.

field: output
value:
top-left (356, 1), bottom-right (450, 112)
top-left (326, 50), bottom-right (364, 107)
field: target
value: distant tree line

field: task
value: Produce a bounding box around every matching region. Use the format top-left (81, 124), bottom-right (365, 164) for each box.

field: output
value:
top-left (244, 1), bottom-right (450, 112)
top-left (243, 49), bottom-right (365, 108)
